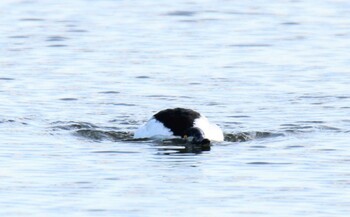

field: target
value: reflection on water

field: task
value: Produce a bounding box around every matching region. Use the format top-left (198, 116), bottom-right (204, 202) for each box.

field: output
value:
top-left (1, 0), bottom-right (350, 216)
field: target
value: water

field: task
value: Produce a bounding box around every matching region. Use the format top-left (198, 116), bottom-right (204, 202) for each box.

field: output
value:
top-left (1, 0), bottom-right (350, 216)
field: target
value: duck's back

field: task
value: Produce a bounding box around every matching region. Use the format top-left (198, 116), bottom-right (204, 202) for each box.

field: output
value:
top-left (133, 108), bottom-right (224, 141)
top-left (154, 108), bottom-right (200, 137)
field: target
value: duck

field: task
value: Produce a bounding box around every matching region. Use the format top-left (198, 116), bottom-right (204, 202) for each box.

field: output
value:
top-left (133, 108), bottom-right (224, 145)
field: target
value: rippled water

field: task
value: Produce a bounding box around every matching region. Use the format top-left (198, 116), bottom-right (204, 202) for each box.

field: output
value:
top-left (1, 0), bottom-right (350, 216)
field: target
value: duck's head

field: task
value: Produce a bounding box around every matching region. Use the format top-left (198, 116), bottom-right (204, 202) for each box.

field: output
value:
top-left (183, 127), bottom-right (210, 145)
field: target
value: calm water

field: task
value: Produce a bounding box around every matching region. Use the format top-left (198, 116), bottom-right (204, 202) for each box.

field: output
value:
top-left (1, 0), bottom-right (350, 216)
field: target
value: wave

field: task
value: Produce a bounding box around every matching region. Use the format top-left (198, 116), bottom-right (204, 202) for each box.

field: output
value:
top-left (224, 131), bottom-right (284, 142)
top-left (74, 129), bottom-right (133, 141)
top-left (51, 121), bottom-right (347, 144)
top-left (50, 120), bottom-right (348, 154)
top-left (52, 121), bottom-right (287, 142)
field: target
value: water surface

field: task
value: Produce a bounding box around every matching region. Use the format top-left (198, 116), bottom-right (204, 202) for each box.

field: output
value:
top-left (1, 0), bottom-right (350, 216)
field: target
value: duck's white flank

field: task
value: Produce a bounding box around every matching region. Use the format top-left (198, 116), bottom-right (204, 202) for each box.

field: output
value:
top-left (133, 118), bottom-right (173, 139)
top-left (194, 116), bottom-right (224, 141)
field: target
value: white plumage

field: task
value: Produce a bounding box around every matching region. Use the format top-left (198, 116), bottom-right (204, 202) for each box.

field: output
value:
top-left (193, 116), bottom-right (224, 141)
top-left (134, 118), bottom-right (173, 139)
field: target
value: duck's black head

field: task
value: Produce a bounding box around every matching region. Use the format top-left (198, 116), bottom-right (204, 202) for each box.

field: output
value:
top-left (183, 127), bottom-right (210, 145)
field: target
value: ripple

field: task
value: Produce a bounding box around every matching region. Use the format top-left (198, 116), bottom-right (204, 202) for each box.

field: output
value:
top-left (250, 145), bottom-right (267, 149)
top-left (65, 24), bottom-right (77, 28)
top-left (206, 102), bottom-right (221, 106)
top-left (230, 44), bottom-right (272, 47)
top-left (177, 96), bottom-right (193, 99)
top-left (0, 119), bottom-right (28, 125)
top-left (226, 11), bottom-right (272, 16)
top-left (52, 121), bottom-right (98, 130)
top-left (228, 115), bottom-right (250, 118)
top-left (282, 122), bottom-right (343, 133)
top-left (165, 11), bottom-right (197, 16)
top-left (106, 103), bottom-right (136, 106)
top-left (75, 129), bottom-right (133, 141)
top-left (299, 95), bottom-right (333, 99)
top-left (281, 22), bottom-right (300, 25)
top-left (318, 149), bottom-right (337, 152)
top-left (247, 162), bottom-right (292, 165)
top-left (146, 95), bottom-right (176, 100)
top-left (99, 91), bottom-right (120, 94)
top-left (188, 82), bottom-right (201, 85)
top-left (316, 125), bottom-right (341, 131)
top-left (8, 35), bottom-right (30, 39)
top-left (59, 98), bottom-right (78, 101)
top-left (92, 150), bottom-right (139, 154)
top-left (1, 119), bottom-right (15, 123)
top-left (46, 36), bottom-right (69, 42)
top-left (225, 131), bottom-right (284, 142)
top-left (146, 94), bottom-right (173, 98)
top-left (336, 96), bottom-right (350, 99)
top-left (285, 145), bottom-right (304, 149)
top-left (87, 209), bottom-right (107, 212)
top-left (67, 29), bottom-right (88, 33)
top-left (104, 177), bottom-right (121, 181)
top-left (20, 18), bottom-right (44, 21)
top-left (296, 121), bottom-right (325, 124)
top-left (179, 19), bottom-right (198, 23)
top-left (47, 44), bottom-right (68, 47)
top-left (0, 77), bottom-right (15, 80)
top-left (135, 76), bottom-right (151, 79)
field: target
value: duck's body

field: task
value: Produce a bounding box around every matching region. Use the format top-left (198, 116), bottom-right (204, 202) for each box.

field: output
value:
top-left (134, 108), bottom-right (224, 143)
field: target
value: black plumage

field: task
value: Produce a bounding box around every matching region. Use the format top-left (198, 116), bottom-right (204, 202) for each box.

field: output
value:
top-left (153, 108), bottom-right (200, 137)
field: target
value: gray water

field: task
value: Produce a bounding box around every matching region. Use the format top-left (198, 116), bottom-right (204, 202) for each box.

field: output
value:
top-left (1, 0), bottom-right (350, 216)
